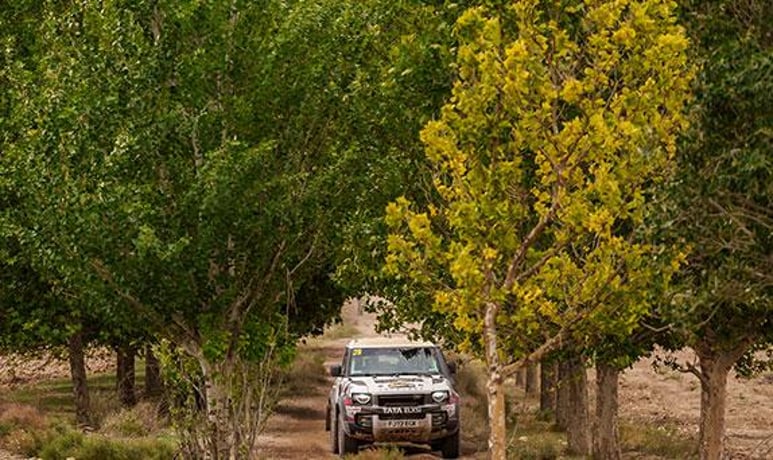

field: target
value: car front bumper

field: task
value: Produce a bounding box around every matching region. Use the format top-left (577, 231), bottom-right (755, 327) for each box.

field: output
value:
top-left (342, 404), bottom-right (459, 443)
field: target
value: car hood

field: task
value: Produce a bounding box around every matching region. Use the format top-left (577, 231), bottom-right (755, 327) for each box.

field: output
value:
top-left (343, 375), bottom-right (453, 395)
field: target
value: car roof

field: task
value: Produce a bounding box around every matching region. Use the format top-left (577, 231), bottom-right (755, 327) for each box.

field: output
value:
top-left (345, 337), bottom-right (437, 349)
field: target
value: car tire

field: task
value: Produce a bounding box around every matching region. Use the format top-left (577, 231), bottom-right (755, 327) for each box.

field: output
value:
top-left (330, 409), bottom-right (339, 454)
top-left (439, 431), bottom-right (460, 459)
top-left (337, 414), bottom-right (359, 457)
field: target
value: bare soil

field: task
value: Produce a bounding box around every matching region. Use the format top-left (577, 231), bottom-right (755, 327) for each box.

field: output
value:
top-left (617, 349), bottom-right (773, 459)
top-left (1, 302), bottom-right (770, 459)
top-left (256, 300), bottom-right (773, 459)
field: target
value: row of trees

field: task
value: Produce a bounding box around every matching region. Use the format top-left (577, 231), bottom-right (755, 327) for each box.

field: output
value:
top-left (0, 0), bottom-right (769, 459)
top-left (0, 0), bottom-right (455, 457)
top-left (377, 1), bottom-right (771, 460)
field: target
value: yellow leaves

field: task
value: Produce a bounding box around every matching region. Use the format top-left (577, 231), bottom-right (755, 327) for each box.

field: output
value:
top-left (482, 247), bottom-right (498, 261)
top-left (421, 120), bottom-right (456, 164)
top-left (384, 196), bottom-right (410, 227)
top-left (560, 78), bottom-right (584, 104)
top-left (407, 213), bottom-right (432, 241)
top-left (449, 243), bottom-right (483, 288)
top-left (586, 208), bottom-right (613, 235)
top-left (507, 40), bottom-right (528, 61)
top-left (383, 0), bottom-right (693, 365)
top-left (612, 26), bottom-right (637, 47)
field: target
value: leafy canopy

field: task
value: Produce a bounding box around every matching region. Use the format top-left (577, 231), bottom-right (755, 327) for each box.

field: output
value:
top-left (385, 0), bottom-right (693, 359)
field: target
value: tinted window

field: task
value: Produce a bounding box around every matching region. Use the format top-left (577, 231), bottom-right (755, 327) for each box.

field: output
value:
top-left (348, 347), bottom-right (441, 376)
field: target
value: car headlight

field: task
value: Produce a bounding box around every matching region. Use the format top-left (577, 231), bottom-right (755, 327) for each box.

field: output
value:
top-left (352, 393), bottom-right (372, 405)
top-left (431, 391), bottom-right (449, 403)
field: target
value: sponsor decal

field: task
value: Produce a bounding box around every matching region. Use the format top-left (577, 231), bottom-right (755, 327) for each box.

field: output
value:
top-left (387, 381), bottom-right (415, 389)
top-left (382, 406), bottom-right (422, 415)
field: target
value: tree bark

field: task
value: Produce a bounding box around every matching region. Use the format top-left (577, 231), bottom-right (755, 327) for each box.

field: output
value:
top-left (593, 362), bottom-right (621, 460)
top-left (68, 328), bottom-right (90, 426)
top-left (144, 343), bottom-right (163, 398)
top-left (484, 302), bottom-right (506, 460)
top-left (516, 367), bottom-right (525, 387)
top-left (566, 355), bottom-right (591, 456)
top-left (693, 334), bottom-right (756, 460)
top-left (540, 360), bottom-right (556, 417)
top-left (697, 358), bottom-right (728, 460)
top-left (116, 344), bottom-right (137, 407)
top-left (200, 357), bottom-right (234, 460)
top-left (525, 363), bottom-right (538, 397)
top-left (555, 360), bottom-right (570, 430)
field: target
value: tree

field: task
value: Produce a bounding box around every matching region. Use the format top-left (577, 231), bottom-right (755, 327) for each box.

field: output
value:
top-left (384, 1), bottom-right (692, 457)
top-left (3, 0), bottom-right (469, 456)
top-left (661, 1), bottom-right (772, 458)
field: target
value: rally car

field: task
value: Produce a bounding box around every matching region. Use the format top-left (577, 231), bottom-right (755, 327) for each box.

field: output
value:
top-left (326, 338), bottom-right (460, 458)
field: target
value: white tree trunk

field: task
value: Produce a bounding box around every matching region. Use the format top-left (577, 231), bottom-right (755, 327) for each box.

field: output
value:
top-left (484, 302), bottom-right (507, 460)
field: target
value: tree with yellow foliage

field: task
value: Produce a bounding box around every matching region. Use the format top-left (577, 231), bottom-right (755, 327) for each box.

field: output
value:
top-left (385, 1), bottom-right (692, 457)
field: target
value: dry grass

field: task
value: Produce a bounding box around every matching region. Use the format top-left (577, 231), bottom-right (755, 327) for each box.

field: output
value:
top-left (281, 349), bottom-right (328, 397)
top-left (0, 403), bottom-right (48, 431)
top-left (0, 402), bottom-right (50, 455)
top-left (620, 421), bottom-right (698, 458)
top-left (323, 322), bottom-right (361, 340)
top-left (347, 445), bottom-right (405, 459)
top-left (454, 359), bottom-right (490, 453)
top-left (99, 401), bottom-right (166, 437)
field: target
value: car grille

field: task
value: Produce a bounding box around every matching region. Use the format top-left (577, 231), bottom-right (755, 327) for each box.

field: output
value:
top-left (378, 412), bottom-right (426, 420)
top-left (377, 394), bottom-right (427, 406)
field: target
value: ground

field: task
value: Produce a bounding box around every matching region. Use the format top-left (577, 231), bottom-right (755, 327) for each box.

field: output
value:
top-left (254, 301), bottom-right (773, 459)
top-left (1, 302), bottom-right (771, 459)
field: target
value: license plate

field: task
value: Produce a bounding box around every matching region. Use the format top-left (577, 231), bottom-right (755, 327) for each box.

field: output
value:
top-left (384, 419), bottom-right (421, 428)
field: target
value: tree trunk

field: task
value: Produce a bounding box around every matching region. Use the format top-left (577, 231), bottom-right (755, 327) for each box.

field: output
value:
top-left (484, 302), bottom-right (506, 460)
top-left (68, 328), bottom-right (90, 426)
top-left (694, 334), bottom-right (756, 460)
top-left (116, 344), bottom-right (137, 407)
top-left (525, 363), bottom-right (538, 397)
top-left (144, 343), bottom-right (163, 398)
top-left (555, 360), bottom-right (570, 430)
top-left (694, 346), bottom-right (734, 460)
top-left (566, 356), bottom-right (591, 456)
top-left (200, 358), bottom-right (234, 460)
top-left (515, 367), bottom-right (525, 387)
top-left (540, 361), bottom-right (556, 417)
top-left (593, 362), bottom-right (621, 460)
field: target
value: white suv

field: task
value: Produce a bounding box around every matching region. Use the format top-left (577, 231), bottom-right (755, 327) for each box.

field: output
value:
top-left (326, 338), bottom-right (460, 458)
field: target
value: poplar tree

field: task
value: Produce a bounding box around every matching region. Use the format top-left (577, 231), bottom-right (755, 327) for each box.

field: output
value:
top-left (385, 1), bottom-right (693, 456)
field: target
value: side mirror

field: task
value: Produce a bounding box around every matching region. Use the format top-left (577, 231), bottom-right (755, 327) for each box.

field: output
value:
top-left (447, 361), bottom-right (457, 375)
top-left (329, 364), bottom-right (342, 377)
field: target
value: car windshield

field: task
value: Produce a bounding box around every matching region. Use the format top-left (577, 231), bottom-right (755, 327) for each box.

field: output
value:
top-left (348, 346), bottom-right (441, 376)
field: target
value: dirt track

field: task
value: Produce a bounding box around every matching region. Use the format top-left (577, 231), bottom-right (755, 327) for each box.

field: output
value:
top-left (255, 301), bottom-right (773, 460)
top-left (2, 301), bottom-right (768, 459)
top-left (255, 302), bottom-right (481, 459)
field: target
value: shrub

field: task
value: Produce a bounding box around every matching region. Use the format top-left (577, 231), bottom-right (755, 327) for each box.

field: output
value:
top-left (0, 403), bottom-right (48, 431)
top-left (620, 421), bottom-right (697, 458)
top-left (89, 390), bottom-right (122, 428)
top-left (281, 349), bottom-right (327, 397)
top-left (508, 433), bottom-right (564, 460)
top-left (36, 426), bottom-right (176, 460)
top-left (100, 401), bottom-right (165, 437)
top-left (349, 445), bottom-right (405, 459)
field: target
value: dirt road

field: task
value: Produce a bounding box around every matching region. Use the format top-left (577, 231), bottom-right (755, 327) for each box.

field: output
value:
top-left (255, 302), bottom-right (478, 459)
top-left (256, 300), bottom-right (772, 459)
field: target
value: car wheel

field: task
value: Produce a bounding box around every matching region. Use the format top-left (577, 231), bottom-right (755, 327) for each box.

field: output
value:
top-left (330, 409), bottom-right (339, 454)
top-left (337, 414), bottom-right (359, 456)
top-left (439, 431), bottom-right (460, 459)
